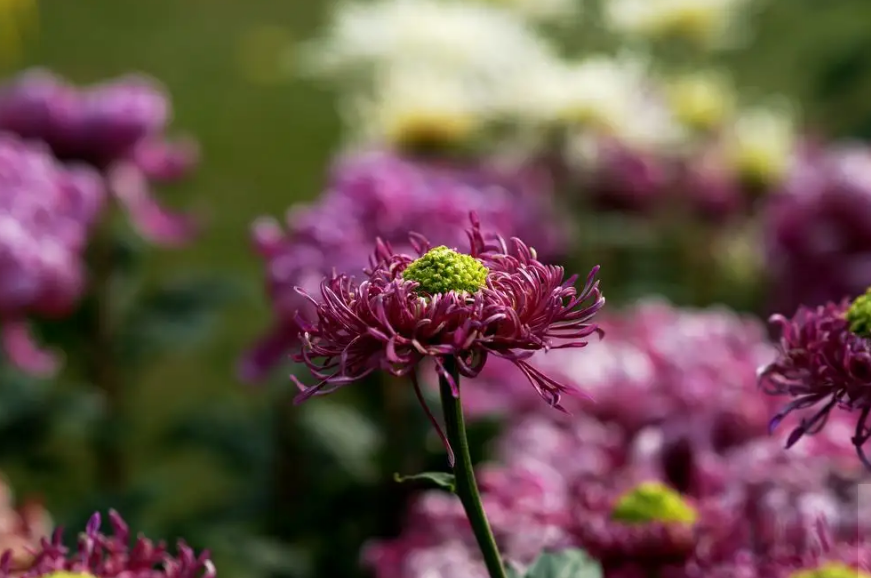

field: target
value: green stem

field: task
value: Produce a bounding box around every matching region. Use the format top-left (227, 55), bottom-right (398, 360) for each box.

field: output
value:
top-left (438, 357), bottom-right (507, 578)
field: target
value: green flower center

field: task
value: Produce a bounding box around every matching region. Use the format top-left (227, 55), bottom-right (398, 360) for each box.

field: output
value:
top-left (40, 573), bottom-right (98, 578)
top-left (402, 246), bottom-right (489, 295)
top-left (846, 289), bottom-right (871, 338)
top-left (790, 563), bottom-right (870, 578)
top-left (611, 481), bottom-right (698, 525)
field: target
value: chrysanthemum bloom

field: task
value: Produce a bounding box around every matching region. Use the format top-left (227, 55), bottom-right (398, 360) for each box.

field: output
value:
top-left (762, 144), bottom-right (871, 317)
top-left (239, 150), bottom-right (570, 381)
top-left (0, 134), bottom-right (104, 374)
top-left (291, 212), bottom-right (603, 449)
top-left (0, 510), bottom-right (215, 578)
top-left (759, 292), bottom-right (871, 470)
top-left (0, 69), bottom-right (199, 245)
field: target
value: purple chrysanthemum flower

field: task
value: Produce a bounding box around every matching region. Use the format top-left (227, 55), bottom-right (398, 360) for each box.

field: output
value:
top-left (759, 298), bottom-right (871, 469)
top-left (291, 213), bottom-right (603, 454)
top-left (0, 510), bottom-right (215, 578)
top-left (763, 143), bottom-right (871, 317)
top-left (0, 68), bottom-right (199, 245)
top-left (0, 133), bottom-right (104, 374)
top-left (239, 150), bottom-right (571, 382)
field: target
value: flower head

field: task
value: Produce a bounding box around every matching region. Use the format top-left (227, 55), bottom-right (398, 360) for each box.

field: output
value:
top-left (240, 151), bottom-right (570, 382)
top-left (0, 69), bottom-right (199, 245)
top-left (292, 213), bottom-right (603, 453)
top-left (0, 134), bottom-right (104, 375)
top-left (2, 510), bottom-right (214, 578)
top-left (611, 482), bottom-right (698, 525)
top-left (759, 298), bottom-right (871, 469)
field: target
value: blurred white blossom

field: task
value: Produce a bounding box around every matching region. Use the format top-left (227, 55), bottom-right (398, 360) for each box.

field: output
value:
top-left (349, 64), bottom-right (491, 150)
top-left (603, 0), bottom-right (752, 48)
top-left (478, 0), bottom-right (581, 22)
top-left (303, 0), bottom-right (555, 83)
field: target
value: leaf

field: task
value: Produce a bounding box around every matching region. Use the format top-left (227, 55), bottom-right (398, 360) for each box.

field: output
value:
top-left (525, 549), bottom-right (602, 578)
top-left (393, 471), bottom-right (456, 492)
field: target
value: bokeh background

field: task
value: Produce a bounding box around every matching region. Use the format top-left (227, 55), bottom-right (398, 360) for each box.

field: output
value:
top-left (4, 0), bottom-right (871, 577)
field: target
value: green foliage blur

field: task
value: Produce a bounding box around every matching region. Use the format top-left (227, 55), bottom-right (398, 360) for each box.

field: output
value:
top-left (3, 0), bottom-right (871, 577)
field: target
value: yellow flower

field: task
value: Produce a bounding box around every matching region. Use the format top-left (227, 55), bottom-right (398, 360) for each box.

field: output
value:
top-left (604, 0), bottom-right (749, 48)
top-left (723, 105), bottom-right (796, 186)
top-left (790, 563), bottom-right (870, 578)
top-left (666, 71), bottom-right (734, 131)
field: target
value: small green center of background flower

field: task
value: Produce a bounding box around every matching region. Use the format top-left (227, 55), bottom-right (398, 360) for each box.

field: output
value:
top-left (846, 289), bottom-right (871, 338)
top-left (611, 481), bottom-right (698, 525)
top-left (402, 246), bottom-right (489, 295)
top-left (41, 572), bottom-right (98, 578)
top-left (790, 563), bottom-right (870, 578)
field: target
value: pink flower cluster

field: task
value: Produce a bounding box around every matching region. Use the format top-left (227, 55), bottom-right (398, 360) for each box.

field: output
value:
top-left (0, 68), bottom-right (199, 246)
top-left (0, 68), bottom-right (200, 374)
top-left (0, 134), bottom-right (104, 374)
top-left (240, 150), bottom-right (571, 381)
top-left (365, 301), bottom-right (870, 577)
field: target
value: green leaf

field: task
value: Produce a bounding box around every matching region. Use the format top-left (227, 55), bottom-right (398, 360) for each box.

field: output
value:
top-left (525, 549), bottom-right (602, 578)
top-left (393, 471), bottom-right (456, 492)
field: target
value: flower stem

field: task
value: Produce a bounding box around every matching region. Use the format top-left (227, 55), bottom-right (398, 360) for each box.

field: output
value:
top-left (438, 357), bottom-right (507, 578)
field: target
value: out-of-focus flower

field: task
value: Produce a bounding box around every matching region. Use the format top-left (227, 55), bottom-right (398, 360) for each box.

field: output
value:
top-left (665, 71), bottom-right (735, 132)
top-left (291, 214), bottom-right (604, 455)
top-left (722, 105), bottom-right (796, 188)
top-left (1, 510), bottom-right (214, 577)
top-left (302, 0), bottom-right (554, 85)
top-left (763, 144), bottom-right (871, 316)
top-left (368, 297), bottom-right (871, 578)
top-left (0, 473), bottom-right (52, 573)
top-left (0, 69), bottom-right (199, 245)
top-left (0, 134), bottom-right (104, 375)
top-left (603, 0), bottom-right (752, 48)
top-left (507, 55), bottom-right (651, 133)
top-left (759, 298), bottom-right (871, 470)
top-left (349, 65), bottom-right (489, 152)
top-left (477, 0), bottom-right (580, 22)
top-left (240, 150), bottom-right (570, 381)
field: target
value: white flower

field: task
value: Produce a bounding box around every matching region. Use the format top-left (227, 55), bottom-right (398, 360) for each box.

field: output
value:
top-left (348, 64), bottom-right (490, 150)
top-left (723, 105), bottom-right (796, 185)
top-left (603, 0), bottom-right (752, 47)
top-left (303, 0), bottom-right (554, 83)
top-left (477, 0), bottom-right (581, 22)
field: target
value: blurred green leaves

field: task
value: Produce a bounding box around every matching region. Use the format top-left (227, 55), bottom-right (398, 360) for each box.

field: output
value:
top-left (524, 549), bottom-right (603, 578)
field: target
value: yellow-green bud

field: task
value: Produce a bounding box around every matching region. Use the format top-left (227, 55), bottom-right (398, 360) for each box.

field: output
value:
top-left (41, 573), bottom-right (98, 578)
top-left (790, 563), bottom-right (870, 578)
top-left (846, 288), bottom-right (871, 338)
top-left (611, 481), bottom-right (698, 525)
top-left (402, 246), bottom-right (489, 295)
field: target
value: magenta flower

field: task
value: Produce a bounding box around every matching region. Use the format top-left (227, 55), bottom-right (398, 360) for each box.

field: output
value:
top-left (291, 213), bottom-right (603, 443)
top-left (0, 510), bottom-right (214, 578)
top-left (0, 134), bottom-right (104, 375)
top-left (0, 68), bottom-right (199, 245)
top-left (239, 150), bottom-right (571, 382)
top-left (759, 298), bottom-right (871, 469)
top-left (763, 144), bottom-right (871, 317)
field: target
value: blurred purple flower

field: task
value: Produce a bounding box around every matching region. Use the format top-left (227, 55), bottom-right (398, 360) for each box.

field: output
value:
top-left (364, 300), bottom-right (870, 578)
top-left (0, 134), bottom-right (104, 375)
top-left (763, 144), bottom-right (871, 316)
top-left (1, 510), bottom-right (214, 578)
top-left (239, 150), bottom-right (573, 382)
top-left (0, 68), bottom-right (199, 245)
